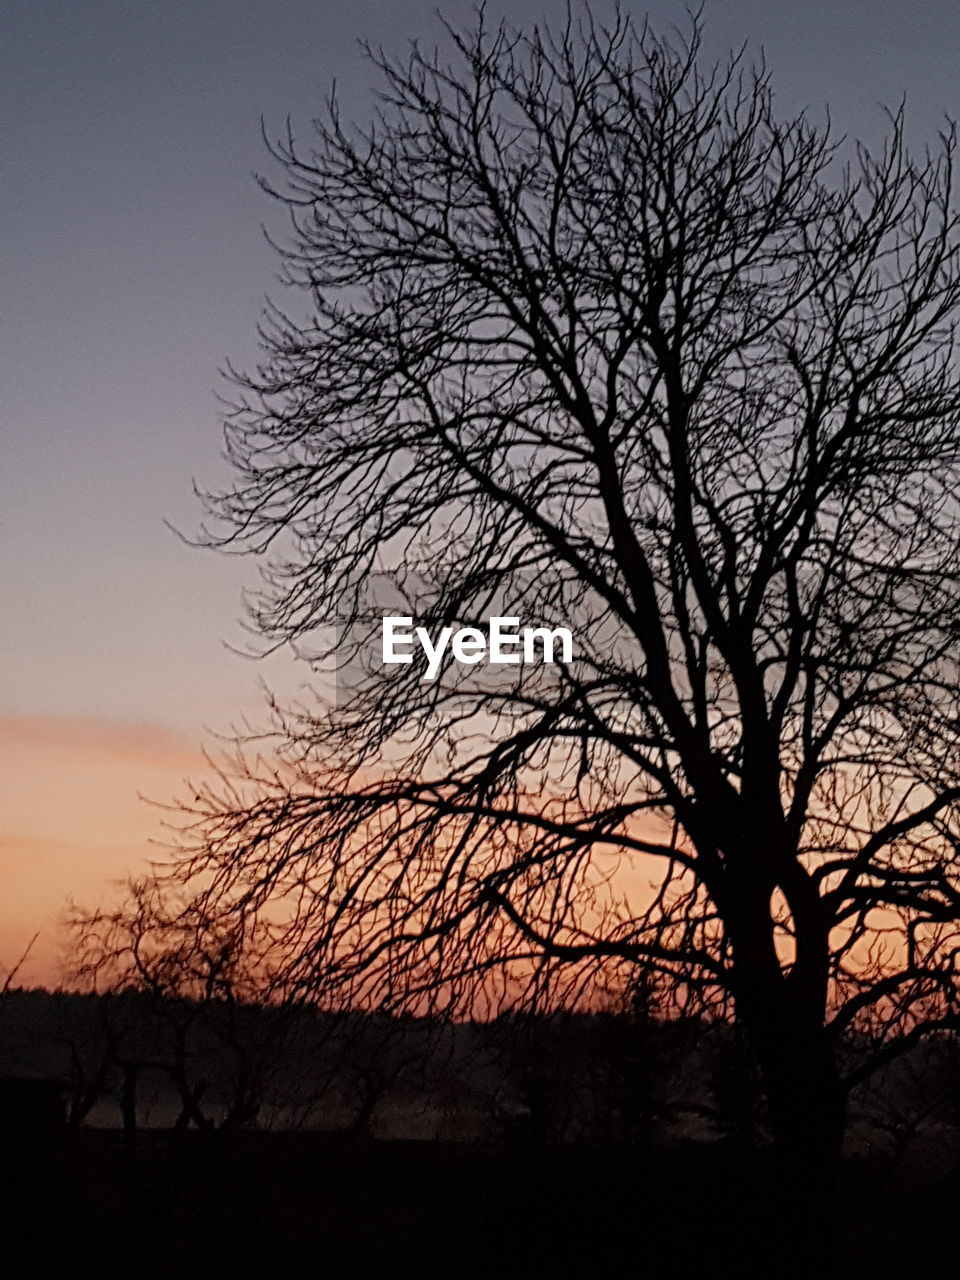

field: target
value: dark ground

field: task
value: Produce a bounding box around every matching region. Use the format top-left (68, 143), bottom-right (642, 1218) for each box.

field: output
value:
top-left (0, 1131), bottom-right (956, 1278)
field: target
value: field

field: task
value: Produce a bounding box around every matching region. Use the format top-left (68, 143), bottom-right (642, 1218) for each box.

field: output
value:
top-left (2, 1130), bottom-right (958, 1279)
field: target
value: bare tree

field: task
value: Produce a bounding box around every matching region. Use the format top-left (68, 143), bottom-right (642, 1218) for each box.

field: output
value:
top-left (0, 933), bottom-right (39, 994)
top-left (68, 880), bottom-right (294, 1136)
top-left (149, 5), bottom-right (960, 1233)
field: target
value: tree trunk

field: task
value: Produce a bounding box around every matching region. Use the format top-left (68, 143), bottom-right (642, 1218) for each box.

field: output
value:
top-left (744, 1002), bottom-right (847, 1275)
top-left (763, 1029), bottom-right (845, 1185)
top-left (719, 830), bottom-right (845, 1268)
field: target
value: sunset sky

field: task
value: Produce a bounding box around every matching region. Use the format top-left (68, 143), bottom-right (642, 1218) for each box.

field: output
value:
top-left (4, 0), bottom-right (960, 986)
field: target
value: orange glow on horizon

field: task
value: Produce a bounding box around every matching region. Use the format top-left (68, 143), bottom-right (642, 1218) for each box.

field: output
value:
top-left (0, 714), bottom-right (213, 989)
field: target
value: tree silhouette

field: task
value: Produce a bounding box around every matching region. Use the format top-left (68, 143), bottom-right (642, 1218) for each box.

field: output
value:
top-left (161, 6), bottom-right (960, 1234)
top-left (68, 880), bottom-right (294, 1135)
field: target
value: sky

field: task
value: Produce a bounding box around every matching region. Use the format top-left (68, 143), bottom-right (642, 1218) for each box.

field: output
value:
top-left (3, 0), bottom-right (960, 985)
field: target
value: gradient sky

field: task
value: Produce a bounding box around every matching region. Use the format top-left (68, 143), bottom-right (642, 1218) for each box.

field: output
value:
top-left (4, 0), bottom-right (960, 984)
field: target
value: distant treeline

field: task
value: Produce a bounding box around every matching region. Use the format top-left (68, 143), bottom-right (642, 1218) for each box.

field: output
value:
top-left (0, 988), bottom-right (957, 1172)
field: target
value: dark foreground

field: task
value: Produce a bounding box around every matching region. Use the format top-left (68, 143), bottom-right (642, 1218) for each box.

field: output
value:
top-left (0, 1131), bottom-right (956, 1278)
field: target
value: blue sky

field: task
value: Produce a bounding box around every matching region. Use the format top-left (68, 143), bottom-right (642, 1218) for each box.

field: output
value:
top-left (2, 0), bottom-right (960, 979)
